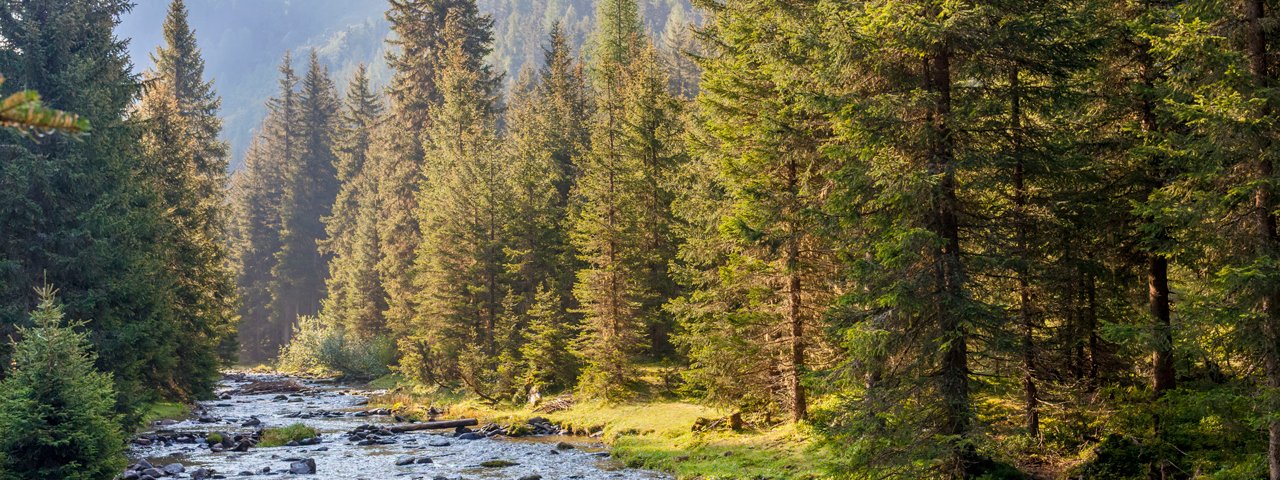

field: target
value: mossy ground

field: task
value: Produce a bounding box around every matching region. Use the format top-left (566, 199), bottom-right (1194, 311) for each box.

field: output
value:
top-left (370, 381), bottom-right (825, 479)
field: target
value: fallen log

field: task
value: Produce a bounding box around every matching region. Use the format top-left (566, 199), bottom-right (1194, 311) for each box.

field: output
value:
top-left (388, 418), bottom-right (478, 433)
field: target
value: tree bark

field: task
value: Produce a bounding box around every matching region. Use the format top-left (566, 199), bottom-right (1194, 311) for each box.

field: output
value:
top-left (1244, 2), bottom-right (1280, 478)
top-left (1010, 67), bottom-right (1039, 438)
top-left (786, 156), bottom-right (807, 422)
top-left (928, 40), bottom-right (970, 477)
top-left (389, 418), bottom-right (479, 433)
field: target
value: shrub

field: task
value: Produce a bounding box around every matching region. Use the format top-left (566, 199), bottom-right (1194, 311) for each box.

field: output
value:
top-left (277, 315), bottom-right (395, 380)
top-left (0, 286), bottom-right (126, 480)
top-left (259, 423), bottom-right (318, 447)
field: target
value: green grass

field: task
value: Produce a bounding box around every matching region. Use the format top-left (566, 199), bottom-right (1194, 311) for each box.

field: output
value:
top-left (139, 401), bottom-right (190, 426)
top-left (370, 392), bottom-right (825, 479)
top-left (366, 373), bottom-right (403, 390)
top-left (258, 423), bottom-right (318, 447)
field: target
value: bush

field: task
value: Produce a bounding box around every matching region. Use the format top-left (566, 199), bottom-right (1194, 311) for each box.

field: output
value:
top-left (259, 423), bottom-right (318, 447)
top-left (278, 315), bottom-right (395, 380)
top-left (0, 286), bottom-right (126, 480)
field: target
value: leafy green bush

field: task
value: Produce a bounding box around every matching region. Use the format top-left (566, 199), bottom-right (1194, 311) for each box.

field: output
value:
top-left (278, 315), bottom-right (395, 380)
top-left (259, 423), bottom-right (318, 447)
top-left (0, 286), bottom-right (126, 479)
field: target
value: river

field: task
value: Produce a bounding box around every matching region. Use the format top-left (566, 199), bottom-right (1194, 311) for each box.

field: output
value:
top-left (124, 373), bottom-right (669, 479)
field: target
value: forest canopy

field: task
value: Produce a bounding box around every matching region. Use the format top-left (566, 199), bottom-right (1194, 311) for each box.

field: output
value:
top-left (5, 0), bottom-right (1280, 478)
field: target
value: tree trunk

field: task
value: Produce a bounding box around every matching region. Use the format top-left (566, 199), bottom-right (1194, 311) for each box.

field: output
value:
top-left (1010, 67), bottom-right (1039, 438)
top-left (928, 40), bottom-right (970, 477)
top-left (786, 156), bottom-right (807, 422)
top-left (1245, 2), bottom-right (1280, 478)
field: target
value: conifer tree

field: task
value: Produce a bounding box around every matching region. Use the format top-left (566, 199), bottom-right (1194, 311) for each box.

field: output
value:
top-left (407, 11), bottom-right (511, 395)
top-left (271, 51), bottom-right (341, 349)
top-left (0, 0), bottom-right (180, 412)
top-left (135, 0), bottom-right (239, 396)
top-left (321, 64), bottom-right (387, 337)
top-left (571, 0), bottom-right (685, 399)
top-left (0, 286), bottom-right (126, 480)
top-left (229, 53), bottom-right (299, 361)
top-left (378, 0), bottom-right (499, 336)
top-left (678, 0), bottom-right (836, 423)
top-left (503, 23), bottom-right (592, 380)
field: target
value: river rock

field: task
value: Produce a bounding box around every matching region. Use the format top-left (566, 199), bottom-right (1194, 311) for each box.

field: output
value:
top-left (555, 441), bottom-right (575, 450)
top-left (395, 456), bottom-right (416, 466)
top-left (457, 432), bottom-right (484, 440)
top-left (241, 416), bottom-right (261, 427)
top-left (162, 462), bottom-right (184, 474)
top-left (141, 467), bottom-right (164, 478)
top-left (428, 439), bottom-right (451, 447)
top-left (289, 458), bottom-right (316, 474)
top-left (518, 475), bottom-right (543, 480)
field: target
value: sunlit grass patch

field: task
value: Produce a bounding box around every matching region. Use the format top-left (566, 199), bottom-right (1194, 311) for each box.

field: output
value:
top-left (259, 423), bottom-right (318, 447)
top-left (139, 401), bottom-right (189, 426)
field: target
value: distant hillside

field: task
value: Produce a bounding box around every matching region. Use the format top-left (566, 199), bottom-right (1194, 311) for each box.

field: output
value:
top-left (117, 0), bottom-right (696, 169)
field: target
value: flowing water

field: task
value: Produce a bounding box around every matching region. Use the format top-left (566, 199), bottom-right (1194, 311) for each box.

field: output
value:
top-left (126, 374), bottom-right (669, 479)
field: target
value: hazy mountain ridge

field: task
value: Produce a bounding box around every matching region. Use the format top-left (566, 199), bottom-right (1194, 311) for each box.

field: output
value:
top-left (118, 0), bottom-right (695, 169)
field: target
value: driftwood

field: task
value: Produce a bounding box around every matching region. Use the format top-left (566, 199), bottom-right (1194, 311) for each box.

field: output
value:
top-left (388, 418), bottom-right (478, 433)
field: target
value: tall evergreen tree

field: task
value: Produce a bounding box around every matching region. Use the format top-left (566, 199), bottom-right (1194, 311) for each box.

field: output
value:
top-left (378, 0), bottom-right (499, 337)
top-left (503, 23), bottom-right (592, 393)
top-left (320, 64), bottom-right (387, 337)
top-left (135, 0), bottom-right (239, 397)
top-left (571, 0), bottom-right (685, 398)
top-left (229, 53), bottom-right (299, 362)
top-left (0, 0), bottom-right (180, 413)
top-left (270, 50), bottom-right (341, 350)
top-left (405, 11), bottom-right (511, 397)
top-left (677, 0), bottom-right (836, 423)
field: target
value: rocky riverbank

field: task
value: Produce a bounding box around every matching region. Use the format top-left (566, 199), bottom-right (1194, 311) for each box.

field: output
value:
top-left (121, 373), bottom-right (668, 479)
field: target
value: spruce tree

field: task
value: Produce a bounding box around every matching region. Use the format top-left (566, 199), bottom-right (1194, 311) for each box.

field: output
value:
top-left (271, 50), bottom-right (341, 351)
top-left (571, 0), bottom-right (684, 399)
top-left (135, 0), bottom-right (239, 396)
top-left (503, 23), bottom-right (592, 388)
top-left (229, 53), bottom-right (298, 362)
top-left (320, 64), bottom-right (387, 337)
top-left (407, 11), bottom-right (511, 396)
top-left (378, 0), bottom-right (499, 337)
top-left (0, 286), bottom-right (126, 480)
top-left (677, 0), bottom-right (836, 423)
top-left (0, 0), bottom-right (180, 413)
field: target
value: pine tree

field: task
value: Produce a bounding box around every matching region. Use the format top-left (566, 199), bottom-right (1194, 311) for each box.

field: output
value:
top-left (406, 11), bottom-right (511, 396)
top-left (229, 53), bottom-right (299, 362)
top-left (0, 0), bottom-right (181, 413)
top-left (320, 64), bottom-right (387, 337)
top-left (135, 0), bottom-right (239, 397)
top-left (378, 0), bottom-right (499, 337)
top-left (0, 286), bottom-right (126, 480)
top-left (271, 50), bottom-right (341, 352)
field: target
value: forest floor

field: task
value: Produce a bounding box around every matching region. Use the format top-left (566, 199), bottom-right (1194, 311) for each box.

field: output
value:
top-left (366, 372), bottom-right (827, 479)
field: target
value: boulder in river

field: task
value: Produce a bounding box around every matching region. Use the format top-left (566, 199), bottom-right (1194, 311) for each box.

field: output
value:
top-left (162, 462), bottom-right (184, 475)
top-left (289, 458), bottom-right (316, 474)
